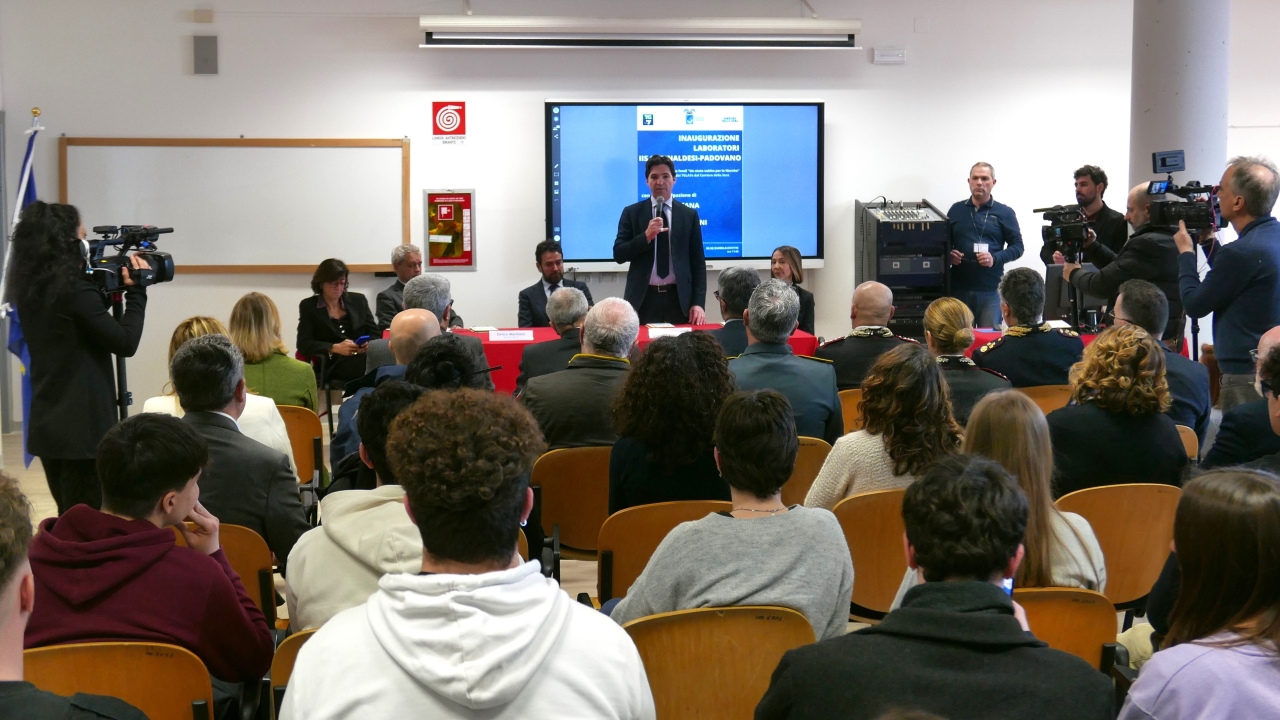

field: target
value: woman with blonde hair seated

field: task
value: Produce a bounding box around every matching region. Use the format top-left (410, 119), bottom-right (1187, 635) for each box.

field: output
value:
top-left (1047, 323), bottom-right (1188, 498)
top-left (804, 342), bottom-right (962, 510)
top-left (142, 316), bottom-right (297, 475)
top-left (923, 296), bottom-right (1011, 424)
top-left (230, 292), bottom-right (318, 412)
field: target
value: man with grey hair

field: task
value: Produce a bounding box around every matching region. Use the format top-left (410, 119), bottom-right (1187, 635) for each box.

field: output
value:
top-left (729, 279), bottom-right (842, 445)
top-left (1177, 155), bottom-right (1280, 410)
top-left (521, 297), bottom-right (638, 449)
top-left (707, 266), bottom-right (761, 356)
top-left (816, 281), bottom-right (914, 390)
top-left (515, 286), bottom-right (590, 391)
top-left (377, 273), bottom-right (492, 390)
top-left (173, 334), bottom-right (309, 572)
top-left (375, 244), bottom-right (423, 330)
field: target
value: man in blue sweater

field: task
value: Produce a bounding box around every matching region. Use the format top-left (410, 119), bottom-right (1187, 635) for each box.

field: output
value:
top-left (1177, 155), bottom-right (1280, 411)
top-left (947, 162), bottom-right (1024, 328)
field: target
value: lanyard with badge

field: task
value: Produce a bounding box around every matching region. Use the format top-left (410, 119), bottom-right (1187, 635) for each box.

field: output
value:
top-left (970, 202), bottom-right (993, 258)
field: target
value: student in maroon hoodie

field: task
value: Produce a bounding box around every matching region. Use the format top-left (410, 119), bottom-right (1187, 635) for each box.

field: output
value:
top-left (24, 413), bottom-right (274, 686)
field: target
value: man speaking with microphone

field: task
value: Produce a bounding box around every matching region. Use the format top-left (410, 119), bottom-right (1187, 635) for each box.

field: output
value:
top-left (614, 155), bottom-right (707, 325)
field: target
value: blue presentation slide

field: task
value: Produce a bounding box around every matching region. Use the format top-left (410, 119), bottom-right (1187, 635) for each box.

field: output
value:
top-left (548, 103), bottom-right (821, 261)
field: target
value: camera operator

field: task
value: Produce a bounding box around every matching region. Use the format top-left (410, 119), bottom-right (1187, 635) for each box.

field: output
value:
top-left (4, 202), bottom-right (150, 514)
top-left (1062, 183), bottom-right (1183, 344)
top-left (1041, 165), bottom-right (1128, 265)
top-left (1176, 155), bottom-right (1280, 411)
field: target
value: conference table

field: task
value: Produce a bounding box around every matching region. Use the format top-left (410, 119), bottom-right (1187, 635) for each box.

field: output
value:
top-left (453, 326), bottom-right (820, 394)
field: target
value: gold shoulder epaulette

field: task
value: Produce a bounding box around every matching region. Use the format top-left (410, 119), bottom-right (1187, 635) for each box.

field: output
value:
top-left (978, 339), bottom-right (1003, 353)
top-left (799, 354), bottom-right (834, 364)
top-left (1057, 328), bottom-right (1081, 338)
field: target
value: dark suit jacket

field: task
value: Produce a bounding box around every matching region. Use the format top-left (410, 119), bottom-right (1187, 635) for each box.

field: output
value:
top-left (520, 355), bottom-right (629, 449)
top-left (793, 283), bottom-right (816, 336)
top-left (295, 292), bottom-right (380, 359)
top-left (707, 319), bottom-right (748, 357)
top-left (517, 278), bottom-right (594, 328)
top-left (182, 411), bottom-right (310, 573)
top-left (515, 327), bottom-right (581, 392)
top-left (374, 280), bottom-right (404, 331)
top-left (1203, 399), bottom-right (1280, 468)
top-left (1162, 348), bottom-right (1211, 444)
top-left (1046, 402), bottom-right (1189, 498)
top-left (973, 323), bottom-right (1085, 388)
top-left (613, 199), bottom-right (707, 315)
top-left (20, 280), bottom-right (146, 459)
top-left (814, 329), bottom-right (913, 391)
top-left (1068, 224), bottom-right (1184, 341)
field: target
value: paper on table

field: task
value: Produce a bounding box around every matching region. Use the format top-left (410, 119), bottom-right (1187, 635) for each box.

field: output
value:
top-left (648, 327), bottom-right (692, 338)
top-left (490, 330), bottom-right (535, 341)
top-left (645, 323), bottom-right (676, 328)
top-left (470, 326), bottom-right (499, 332)
top-left (1045, 320), bottom-right (1072, 329)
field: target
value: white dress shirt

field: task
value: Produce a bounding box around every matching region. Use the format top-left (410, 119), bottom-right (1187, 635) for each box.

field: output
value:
top-left (648, 196), bottom-right (676, 286)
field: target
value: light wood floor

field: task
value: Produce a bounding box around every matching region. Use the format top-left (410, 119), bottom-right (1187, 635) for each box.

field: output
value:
top-left (4, 432), bottom-right (59, 525)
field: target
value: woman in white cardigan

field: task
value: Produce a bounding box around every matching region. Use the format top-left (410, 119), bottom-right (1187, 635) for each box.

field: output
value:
top-left (805, 343), bottom-right (962, 510)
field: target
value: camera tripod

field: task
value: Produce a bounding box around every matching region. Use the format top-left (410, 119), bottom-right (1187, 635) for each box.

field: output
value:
top-left (110, 293), bottom-right (133, 421)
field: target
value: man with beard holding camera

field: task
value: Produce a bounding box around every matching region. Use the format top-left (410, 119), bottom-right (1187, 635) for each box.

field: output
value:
top-left (1062, 183), bottom-right (1184, 344)
top-left (1041, 165), bottom-right (1128, 264)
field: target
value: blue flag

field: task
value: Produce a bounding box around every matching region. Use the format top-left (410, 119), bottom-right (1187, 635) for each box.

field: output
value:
top-left (8, 125), bottom-right (40, 466)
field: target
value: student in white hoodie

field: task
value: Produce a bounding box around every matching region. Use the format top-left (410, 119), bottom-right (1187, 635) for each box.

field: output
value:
top-left (281, 388), bottom-right (655, 720)
top-left (285, 381), bottom-right (426, 631)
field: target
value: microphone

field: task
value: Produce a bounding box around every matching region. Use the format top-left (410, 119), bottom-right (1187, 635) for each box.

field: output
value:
top-left (653, 195), bottom-right (668, 235)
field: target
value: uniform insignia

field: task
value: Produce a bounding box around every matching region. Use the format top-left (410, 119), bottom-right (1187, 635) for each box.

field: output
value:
top-left (938, 355), bottom-right (976, 367)
top-left (1004, 325), bottom-right (1034, 338)
top-left (819, 336), bottom-right (846, 348)
top-left (980, 367), bottom-right (1010, 381)
top-left (978, 338), bottom-right (1003, 353)
top-left (798, 354), bottom-right (834, 364)
top-left (1035, 323), bottom-right (1054, 333)
top-left (1056, 328), bottom-right (1081, 338)
top-left (895, 335), bottom-right (922, 345)
top-left (849, 326), bottom-right (895, 339)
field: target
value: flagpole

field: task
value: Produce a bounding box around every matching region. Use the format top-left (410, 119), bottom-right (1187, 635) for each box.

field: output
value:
top-left (0, 108), bottom-right (43, 317)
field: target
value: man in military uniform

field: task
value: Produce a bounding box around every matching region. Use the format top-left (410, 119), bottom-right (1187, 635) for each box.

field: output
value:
top-left (973, 267), bottom-right (1084, 387)
top-left (729, 279), bottom-right (843, 445)
top-left (815, 281), bottom-right (915, 390)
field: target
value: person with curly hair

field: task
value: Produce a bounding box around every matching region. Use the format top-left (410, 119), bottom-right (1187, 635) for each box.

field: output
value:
top-left (1046, 324), bottom-right (1189, 498)
top-left (404, 332), bottom-right (492, 390)
top-left (609, 332), bottom-right (735, 514)
top-left (804, 343), bottom-right (962, 510)
top-left (281, 389), bottom-right (656, 719)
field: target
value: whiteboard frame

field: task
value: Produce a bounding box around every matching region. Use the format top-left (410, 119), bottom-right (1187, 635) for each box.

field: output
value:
top-left (58, 136), bottom-right (411, 274)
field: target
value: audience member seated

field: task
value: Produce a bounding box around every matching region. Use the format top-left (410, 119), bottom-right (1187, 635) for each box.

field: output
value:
top-left (395, 273), bottom-right (493, 390)
top-left (296, 258), bottom-right (380, 384)
top-left (172, 334), bottom-right (310, 572)
top-left (805, 343), bottom-right (961, 510)
top-left (143, 316), bottom-right (298, 475)
top-left (771, 245), bottom-right (815, 336)
top-left (730, 280), bottom-right (842, 444)
top-left (515, 286), bottom-right (589, 391)
top-left (521, 297), bottom-right (638, 449)
top-left (815, 281), bottom-right (912, 390)
top-left (1242, 345), bottom-right (1280, 473)
top-left (329, 309), bottom-right (439, 465)
top-left (609, 332), bottom-right (733, 514)
top-left (1203, 325), bottom-right (1280, 467)
top-left (517, 239), bottom-right (594, 328)
top-left (405, 333), bottom-right (492, 390)
top-left (25, 414), bottom-right (274, 689)
top-left (0, 474), bottom-right (148, 720)
top-left (280, 389), bottom-right (654, 719)
top-left (375, 244), bottom-right (423, 330)
top-left (1046, 324), bottom-right (1188, 498)
top-left (1113, 279), bottom-right (1212, 444)
top-left (1117, 469), bottom-right (1280, 719)
top-left (923, 297), bottom-right (1010, 424)
top-left (973, 267), bottom-right (1085, 387)
top-left (286, 382), bottom-right (426, 631)
top-left (706, 266), bottom-right (760, 356)
top-left (610, 390), bottom-right (853, 640)
top-left (756, 454), bottom-right (1113, 720)
top-left (230, 291), bottom-right (319, 412)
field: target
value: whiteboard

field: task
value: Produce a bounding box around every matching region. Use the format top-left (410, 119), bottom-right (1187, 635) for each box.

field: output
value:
top-left (62, 139), bottom-right (407, 271)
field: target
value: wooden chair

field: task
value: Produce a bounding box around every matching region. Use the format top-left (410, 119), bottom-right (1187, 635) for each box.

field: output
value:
top-left (1176, 424), bottom-right (1198, 461)
top-left (1014, 588), bottom-right (1120, 671)
top-left (277, 404), bottom-right (324, 523)
top-left (530, 447), bottom-right (612, 563)
top-left (838, 389), bottom-right (863, 434)
top-left (832, 488), bottom-right (907, 620)
top-left (781, 437), bottom-right (831, 507)
top-left (270, 629), bottom-right (317, 719)
top-left (174, 523), bottom-right (276, 626)
top-left (1015, 384), bottom-right (1073, 415)
top-left (623, 606), bottom-right (815, 719)
top-left (25, 642), bottom-right (215, 720)
top-left (1056, 484), bottom-right (1181, 616)
top-left (596, 500), bottom-right (733, 602)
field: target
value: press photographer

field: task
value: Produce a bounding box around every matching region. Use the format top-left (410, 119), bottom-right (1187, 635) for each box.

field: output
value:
top-left (4, 202), bottom-right (163, 513)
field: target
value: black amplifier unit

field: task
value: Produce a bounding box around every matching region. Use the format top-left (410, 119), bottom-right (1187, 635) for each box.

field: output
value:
top-left (854, 200), bottom-right (950, 340)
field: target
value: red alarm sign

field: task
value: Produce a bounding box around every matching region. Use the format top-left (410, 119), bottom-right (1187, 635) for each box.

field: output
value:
top-left (432, 102), bottom-right (466, 136)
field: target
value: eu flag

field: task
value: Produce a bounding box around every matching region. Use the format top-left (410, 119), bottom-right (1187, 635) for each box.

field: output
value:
top-left (7, 121), bottom-right (41, 466)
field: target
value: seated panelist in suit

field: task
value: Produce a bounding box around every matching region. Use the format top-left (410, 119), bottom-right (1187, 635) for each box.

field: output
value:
top-left (771, 245), bottom-right (816, 336)
top-left (706, 266), bottom-right (761, 357)
top-left (516, 287), bottom-right (589, 392)
top-left (613, 155), bottom-right (708, 325)
top-left (296, 258), bottom-right (380, 384)
top-left (815, 281), bottom-right (915, 390)
top-left (518, 239), bottom-right (594, 328)
top-left (374, 244), bottom-right (423, 331)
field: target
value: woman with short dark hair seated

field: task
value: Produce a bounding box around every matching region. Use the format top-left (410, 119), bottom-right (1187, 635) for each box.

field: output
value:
top-left (609, 332), bottom-right (734, 514)
top-left (1046, 324), bottom-right (1188, 498)
top-left (296, 258), bottom-right (380, 384)
top-left (609, 390), bottom-right (854, 640)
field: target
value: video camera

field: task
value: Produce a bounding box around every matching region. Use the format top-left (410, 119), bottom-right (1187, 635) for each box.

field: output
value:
top-left (87, 225), bottom-right (176, 292)
top-left (1034, 205), bottom-right (1089, 262)
top-left (1147, 150), bottom-right (1220, 230)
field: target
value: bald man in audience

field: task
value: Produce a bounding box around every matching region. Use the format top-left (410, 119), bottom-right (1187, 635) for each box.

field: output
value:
top-left (1203, 325), bottom-right (1280, 468)
top-left (815, 281), bottom-right (915, 390)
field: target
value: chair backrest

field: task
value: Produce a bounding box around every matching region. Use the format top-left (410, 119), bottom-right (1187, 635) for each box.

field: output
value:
top-left (838, 389), bottom-right (863, 434)
top-left (271, 629), bottom-right (317, 719)
top-left (277, 404), bottom-right (323, 483)
top-left (173, 523), bottom-right (275, 623)
top-left (781, 437), bottom-right (832, 507)
top-left (1056, 483), bottom-right (1182, 606)
top-left (1176, 424), bottom-right (1198, 460)
top-left (623, 606), bottom-right (815, 719)
top-left (832, 488), bottom-right (907, 615)
top-left (596, 500), bottom-right (734, 602)
top-left (25, 642), bottom-right (215, 720)
top-left (1015, 385), bottom-right (1073, 415)
top-left (530, 446), bottom-right (612, 551)
top-left (1014, 587), bottom-right (1118, 669)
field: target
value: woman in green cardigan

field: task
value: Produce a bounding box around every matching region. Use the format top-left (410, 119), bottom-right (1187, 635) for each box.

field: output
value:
top-left (230, 292), bottom-right (319, 412)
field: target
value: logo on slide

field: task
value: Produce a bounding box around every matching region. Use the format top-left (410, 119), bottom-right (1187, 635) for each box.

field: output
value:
top-left (438, 204), bottom-right (455, 221)
top-left (433, 103), bottom-right (466, 135)
top-left (642, 114), bottom-right (654, 126)
top-left (684, 109), bottom-right (695, 125)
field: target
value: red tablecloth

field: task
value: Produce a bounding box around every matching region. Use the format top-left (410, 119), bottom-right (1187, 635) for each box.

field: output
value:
top-left (453, 326), bottom-right (819, 394)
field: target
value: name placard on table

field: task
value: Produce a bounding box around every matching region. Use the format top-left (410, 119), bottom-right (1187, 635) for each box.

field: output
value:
top-left (489, 329), bottom-right (535, 342)
top-left (647, 326), bottom-right (693, 338)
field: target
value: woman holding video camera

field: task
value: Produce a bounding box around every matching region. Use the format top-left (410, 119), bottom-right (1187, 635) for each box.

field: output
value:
top-left (5, 201), bottom-right (150, 514)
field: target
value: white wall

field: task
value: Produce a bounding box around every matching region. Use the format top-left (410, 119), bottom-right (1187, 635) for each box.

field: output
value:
top-left (0, 0), bottom-right (1182, 413)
